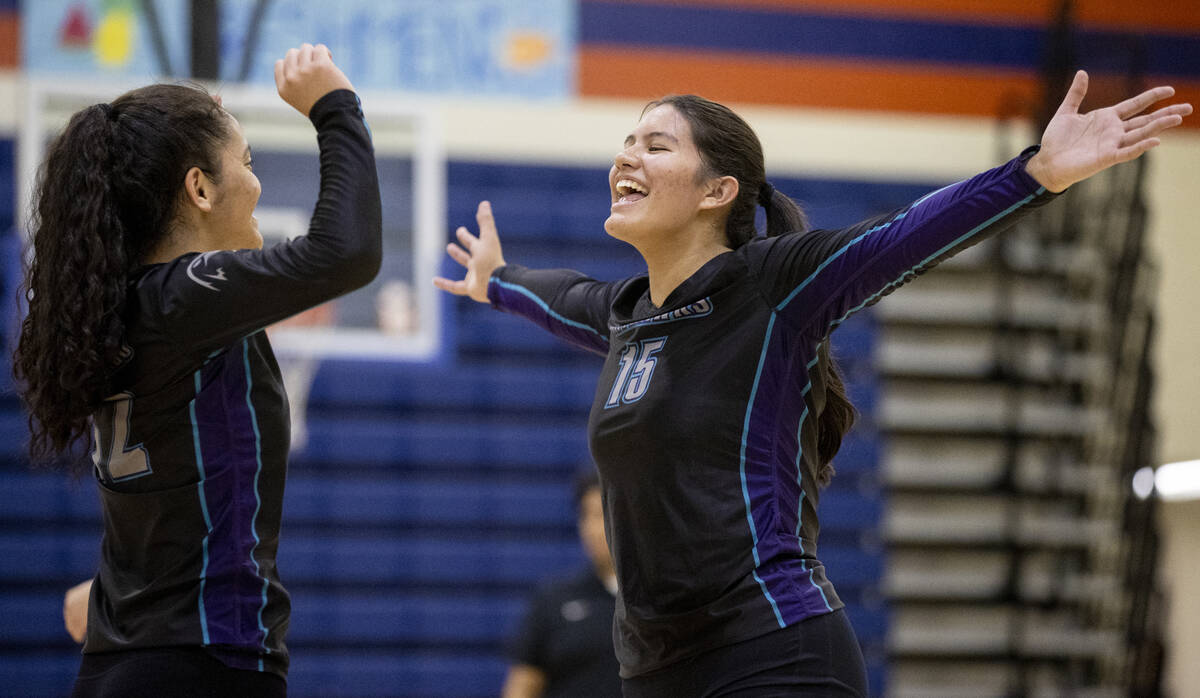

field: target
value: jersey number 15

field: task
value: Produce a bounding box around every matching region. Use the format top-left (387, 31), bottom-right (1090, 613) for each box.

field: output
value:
top-left (605, 337), bottom-right (667, 408)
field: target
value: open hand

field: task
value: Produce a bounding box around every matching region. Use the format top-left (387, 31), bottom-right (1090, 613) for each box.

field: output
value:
top-left (1026, 70), bottom-right (1192, 193)
top-left (273, 43), bottom-right (354, 117)
top-left (433, 201), bottom-right (507, 304)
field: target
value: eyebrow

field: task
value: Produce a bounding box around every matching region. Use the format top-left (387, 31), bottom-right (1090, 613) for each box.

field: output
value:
top-left (243, 145), bottom-right (253, 160)
top-left (624, 131), bottom-right (679, 147)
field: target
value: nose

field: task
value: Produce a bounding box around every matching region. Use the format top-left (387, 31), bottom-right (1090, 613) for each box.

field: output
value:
top-left (613, 148), bottom-right (636, 169)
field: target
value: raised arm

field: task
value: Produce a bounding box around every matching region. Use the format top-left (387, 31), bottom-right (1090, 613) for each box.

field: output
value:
top-left (155, 45), bottom-right (382, 353)
top-left (760, 73), bottom-right (1190, 337)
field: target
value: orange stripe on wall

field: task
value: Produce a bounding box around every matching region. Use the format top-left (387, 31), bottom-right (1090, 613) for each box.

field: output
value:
top-left (580, 46), bottom-right (1200, 127)
top-left (580, 46), bottom-right (1041, 118)
top-left (0, 14), bottom-right (18, 68)
top-left (596, 0), bottom-right (1200, 33)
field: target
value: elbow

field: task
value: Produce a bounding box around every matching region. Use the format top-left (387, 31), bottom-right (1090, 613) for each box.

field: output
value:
top-left (348, 241), bottom-right (382, 290)
top-left (340, 224), bottom-right (382, 291)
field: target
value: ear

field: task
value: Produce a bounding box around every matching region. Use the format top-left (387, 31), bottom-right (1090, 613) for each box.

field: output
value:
top-left (698, 175), bottom-right (739, 212)
top-left (181, 166), bottom-right (214, 214)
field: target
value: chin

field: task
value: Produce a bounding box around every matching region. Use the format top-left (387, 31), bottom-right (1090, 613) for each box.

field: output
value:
top-left (604, 214), bottom-right (637, 244)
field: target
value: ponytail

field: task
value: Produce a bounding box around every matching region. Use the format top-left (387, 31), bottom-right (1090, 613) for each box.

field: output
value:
top-left (758, 181), bottom-right (808, 239)
top-left (815, 350), bottom-right (856, 488)
top-left (14, 84), bottom-right (228, 465)
top-left (16, 105), bottom-right (129, 462)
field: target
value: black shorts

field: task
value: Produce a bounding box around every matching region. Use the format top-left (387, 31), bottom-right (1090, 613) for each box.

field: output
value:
top-left (622, 609), bottom-right (868, 698)
top-left (71, 646), bottom-right (286, 698)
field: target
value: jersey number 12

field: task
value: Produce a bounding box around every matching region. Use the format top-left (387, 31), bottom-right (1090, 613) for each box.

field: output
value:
top-left (92, 393), bottom-right (152, 482)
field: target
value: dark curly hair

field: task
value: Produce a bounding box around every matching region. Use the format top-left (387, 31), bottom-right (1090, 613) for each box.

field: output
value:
top-left (14, 83), bottom-right (230, 464)
top-left (646, 95), bottom-right (855, 487)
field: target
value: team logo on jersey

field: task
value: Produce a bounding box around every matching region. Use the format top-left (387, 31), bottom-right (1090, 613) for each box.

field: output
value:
top-left (186, 252), bottom-right (227, 292)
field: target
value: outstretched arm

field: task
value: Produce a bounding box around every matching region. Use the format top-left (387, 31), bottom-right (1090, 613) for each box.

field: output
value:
top-left (434, 201), bottom-right (623, 356)
top-left (760, 72), bottom-right (1190, 337)
top-left (1026, 70), bottom-right (1192, 193)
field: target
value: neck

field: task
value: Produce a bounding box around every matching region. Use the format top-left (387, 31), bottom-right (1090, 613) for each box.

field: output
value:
top-left (640, 235), bottom-right (730, 306)
top-left (143, 222), bottom-right (210, 265)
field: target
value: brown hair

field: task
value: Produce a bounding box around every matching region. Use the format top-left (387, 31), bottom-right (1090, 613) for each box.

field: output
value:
top-left (15, 83), bottom-right (230, 465)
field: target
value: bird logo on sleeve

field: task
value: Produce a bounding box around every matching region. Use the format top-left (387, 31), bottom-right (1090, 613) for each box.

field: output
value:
top-left (186, 252), bottom-right (228, 292)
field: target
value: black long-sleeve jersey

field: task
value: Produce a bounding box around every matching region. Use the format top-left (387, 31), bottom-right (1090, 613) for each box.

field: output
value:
top-left (488, 148), bottom-right (1056, 677)
top-left (82, 89), bottom-right (381, 678)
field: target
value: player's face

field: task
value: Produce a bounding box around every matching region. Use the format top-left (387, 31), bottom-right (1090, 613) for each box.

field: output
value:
top-left (605, 104), bottom-right (713, 245)
top-left (578, 487), bottom-right (613, 574)
top-left (208, 116), bottom-right (263, 251)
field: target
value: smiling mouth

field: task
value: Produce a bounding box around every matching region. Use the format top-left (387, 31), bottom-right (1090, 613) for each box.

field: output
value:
top-left (615, 179), bottom-right (649, 204)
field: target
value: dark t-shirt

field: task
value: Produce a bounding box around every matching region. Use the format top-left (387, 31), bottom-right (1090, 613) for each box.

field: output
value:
top-left (83, 89), bottom-right (381, 678)
top-left (510, 568), bottom-right (622, 698)
top-left (489, 149), bottom-right (1057, 677)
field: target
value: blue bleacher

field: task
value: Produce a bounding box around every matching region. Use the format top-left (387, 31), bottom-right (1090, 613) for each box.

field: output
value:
top-left (0, 156), bottom-right (914, 695)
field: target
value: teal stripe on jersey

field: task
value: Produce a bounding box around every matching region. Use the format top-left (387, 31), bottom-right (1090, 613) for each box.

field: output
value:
top-left (739, 311), bottom-right (786, 628)
top-left (491, 277), bottom-right (605, 337)
top-left (189, 370), bottom-right (213, 645)
top-left (793, 353), bottom-right (833, 612)
top-left (827, 187), bottom-right (1044, 333)
top-left (242, 340), bottom-right (272, 653)
top-left (775, 210), bottom-right (910, 312)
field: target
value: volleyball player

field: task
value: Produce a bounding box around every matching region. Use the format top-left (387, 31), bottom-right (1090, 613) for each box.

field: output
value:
top-left (435, 72), bottom-right (1190, 695)
top-left (14, 44), bottom-right (380, 696)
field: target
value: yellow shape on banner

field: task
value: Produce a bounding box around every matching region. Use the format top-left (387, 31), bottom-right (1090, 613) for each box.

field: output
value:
top-left (504, 32), bottom-right (552, 71)
top-left (93, 8), bottom-right (136, 67)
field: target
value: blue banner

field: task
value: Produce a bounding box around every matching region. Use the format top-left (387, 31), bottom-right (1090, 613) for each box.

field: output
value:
top-left (24, 0), bottom-right (576, 99)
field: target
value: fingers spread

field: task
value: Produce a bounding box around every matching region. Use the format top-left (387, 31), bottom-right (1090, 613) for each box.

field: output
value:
top-left (455, 226), bottom-right (477, 250)
top-left (1057, 70), bottom-right (1088, 116)
top-left (1122, 103), bottom-right (1191, 133)
top-left (1114, 137), bottom-right (1161, 165)
top-left (446, 242), bottom-right (470, 267)
top-left (1115, 85), bottom-right (1175, 119)
top-left (1121, 114), bottom-right (1185, 148)
top-left (476, 200), bottom-right (499, 239)
top-left (433, 277), bottom-right (468, 296)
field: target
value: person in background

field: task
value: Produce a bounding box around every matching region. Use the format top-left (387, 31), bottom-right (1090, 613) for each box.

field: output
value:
top-left (503, 469), bottom-right (622, 698)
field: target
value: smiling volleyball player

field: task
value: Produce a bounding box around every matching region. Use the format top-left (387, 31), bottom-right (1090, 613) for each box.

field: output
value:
top-left (14, 44), bottom-right (380, 696)
top-left (435, 74), bottom-right (1190, 695)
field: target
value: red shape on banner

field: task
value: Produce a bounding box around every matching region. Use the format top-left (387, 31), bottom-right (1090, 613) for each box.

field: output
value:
top-left (60, 4), bottom-right (92, 49)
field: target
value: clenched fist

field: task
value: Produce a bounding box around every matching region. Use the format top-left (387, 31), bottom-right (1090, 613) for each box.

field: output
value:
top-left (273, 43), bottom-right (355, 117)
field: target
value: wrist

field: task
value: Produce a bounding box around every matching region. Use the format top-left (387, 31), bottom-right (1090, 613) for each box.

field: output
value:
top-left (1024, 151), bottom-right (1068, 193)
